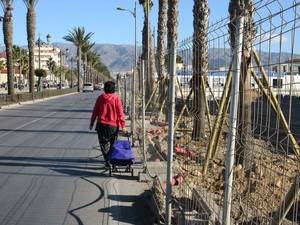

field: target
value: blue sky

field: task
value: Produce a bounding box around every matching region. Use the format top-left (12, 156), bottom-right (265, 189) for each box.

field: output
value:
top-left (7, 0), bottom-right (229, 46)
top-left (2, 0), bottom-right (298, 54)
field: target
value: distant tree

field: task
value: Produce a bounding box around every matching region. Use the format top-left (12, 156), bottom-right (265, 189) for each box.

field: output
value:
top-left (81, 41), bottom-right (95, 82)
top-left (23, 0), bottom-right (39, 93)
top-left (63, 27), bottom-right (94, 92)
top-left (1, 0), bottom-right (14, 96)
top-left (34, 68), bottom-right (46, 91)
top-left (46, 57), bottom-right (57, 81)
top-left (0, 60), bottom-right (5, 70)
top-left (12, 45), bottom-right (29, 85)
top-left (87, 50), bottom-right (100, 83)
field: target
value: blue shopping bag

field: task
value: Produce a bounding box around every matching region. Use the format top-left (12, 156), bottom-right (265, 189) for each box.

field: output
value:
top-left (109, 137), bottom-right (135, 165)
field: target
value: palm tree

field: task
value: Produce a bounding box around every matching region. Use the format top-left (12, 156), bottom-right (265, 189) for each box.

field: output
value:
top-left (1, 0), bottom-right (14, 96)
top-left (229, 0), bottom-right (256, 166)
top-left (139, 0), bottom-right (154, 100)
top-left (87, 50), bottom-right (100, 83)
top-left (12, 45), bottom-right (28, 88)
top-left (191, 0), bottom-right (209, 140)
top-left (63, 27), bottom-right (94, 92)
top-left (81, 41), bottom-right (95, 82)
top-left (156, 0), bottom-right (168, 102)
top-left (0, 60), bottom-right (5, 70)
top-left (46, 57), bottom-right (57, 83)
top-left (23, 0), bottom-right (38, 93)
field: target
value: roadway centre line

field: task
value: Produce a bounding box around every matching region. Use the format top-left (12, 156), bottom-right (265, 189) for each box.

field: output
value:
top-left (0, 111), bottom-right (57, 139)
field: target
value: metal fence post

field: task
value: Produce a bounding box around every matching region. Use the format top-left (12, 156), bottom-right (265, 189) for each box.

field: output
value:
top-left (165, 40), bottom-right (177, 225)
top-left (223, 15), bottom-right (244, 225)
top-left (124, 75), bottom-right (127, 111)
top-left (131, 69), bottom-right (136, 145)
top-left (141, 60), bottom-right (146, 169)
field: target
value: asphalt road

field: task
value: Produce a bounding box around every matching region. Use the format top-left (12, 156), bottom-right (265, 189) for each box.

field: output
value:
top-left (0, 92), bottom-right (154, 225)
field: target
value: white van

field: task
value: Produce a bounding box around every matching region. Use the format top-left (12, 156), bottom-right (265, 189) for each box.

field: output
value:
top-left (83, 82), bottom-right (94, 92)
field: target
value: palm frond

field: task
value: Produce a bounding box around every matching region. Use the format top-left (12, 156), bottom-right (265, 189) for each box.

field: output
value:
top-left (0, 0), bottom-right (13, 11)
top-left (22, 0), bottom-right (38, 9)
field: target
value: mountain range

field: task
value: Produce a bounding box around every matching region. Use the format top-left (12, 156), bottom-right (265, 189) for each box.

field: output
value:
top-left (3, 43), bottom-right (296, 73)
top-left (53, 43), bottom-right (141, 73)
top-left (53, 43), bottom-right (298, 73)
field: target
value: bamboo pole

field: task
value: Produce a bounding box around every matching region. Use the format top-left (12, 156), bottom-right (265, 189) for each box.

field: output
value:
top-left (211, 95), bottom-right (231, 159)
top-left (205, 78), bottom-right (220, 108)
top-left (174, 104), bottom-right (187, 131)
top-left (158, 97), bottom-right (166, 121)
top-left (201, 76), bottom-right (212, 133)
top-left (173, 88), bottom-right (193, 131)
top-left (253, 50), bottom-right (300, 158)
top-left (145, 80), bottom-right (160, 111)
top-left (272, 175), bottom-right (300, 225)
top-left (203, 65), bottom-right (232, 175)
top-left (176, 75), bottom-right (184, 99)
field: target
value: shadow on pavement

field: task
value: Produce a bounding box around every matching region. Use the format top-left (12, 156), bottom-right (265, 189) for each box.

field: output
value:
top-left (99, 191), bottom-right (155, 225)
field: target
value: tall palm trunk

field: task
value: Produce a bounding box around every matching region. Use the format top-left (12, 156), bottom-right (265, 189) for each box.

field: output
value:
top-left (192, 0), bottom-right (209, 140)
top-left (157, 0), bottom-right (168, 103)
top-left (27, 5), bottom-right (35, 93)
top-left (3, 3), bottom-right (14, 96)
top-left (77, 48), bottom-right (81, 91)
top-left (229, 0), bottom-right (255, 167)
top-left (140, 1), bottom-right (153, 100)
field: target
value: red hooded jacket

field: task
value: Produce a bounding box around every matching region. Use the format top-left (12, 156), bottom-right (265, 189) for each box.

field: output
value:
top-left (90, 93), bottom-right (125, 128)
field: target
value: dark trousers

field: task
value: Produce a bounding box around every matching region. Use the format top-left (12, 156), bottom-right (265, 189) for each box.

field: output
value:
top-left (96, 123), bottom-right (118, 163)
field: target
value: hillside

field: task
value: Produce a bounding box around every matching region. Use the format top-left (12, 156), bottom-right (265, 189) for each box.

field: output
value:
top-left (53, 43), bottom-right (141, 73)
top-left (44, 43), bottom-right (300, 73)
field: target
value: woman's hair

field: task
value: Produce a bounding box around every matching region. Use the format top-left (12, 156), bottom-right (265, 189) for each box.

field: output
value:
top-left (104, 81), bottom-right (116, 93)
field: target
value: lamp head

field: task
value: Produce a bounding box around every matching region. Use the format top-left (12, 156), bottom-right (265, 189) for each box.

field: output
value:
top-left (116, 7), bottom-right (125, 11)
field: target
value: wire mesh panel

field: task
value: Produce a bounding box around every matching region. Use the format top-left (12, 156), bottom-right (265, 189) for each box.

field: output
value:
top-left (138, 0), bottom-right (300, 224)
top-left (174, 0), bottom-right (300, 224)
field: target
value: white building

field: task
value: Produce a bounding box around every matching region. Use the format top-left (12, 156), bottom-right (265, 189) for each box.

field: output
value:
top-left (272, 59), bottom-right (300, 75)
top-left (33, 43), bottom-right (61, 71)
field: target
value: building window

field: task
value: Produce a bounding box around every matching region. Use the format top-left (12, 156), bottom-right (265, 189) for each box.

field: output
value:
top-left (298, 66), bottom-right (300, 74)
top-left (273, 79), bottom-right (283, 88)
top-left (283, 65), bottom-right (286, 72)
top-left (213, 77), bottom-right (224, 87)
top-left (273, 66), bottom-right (278, 72)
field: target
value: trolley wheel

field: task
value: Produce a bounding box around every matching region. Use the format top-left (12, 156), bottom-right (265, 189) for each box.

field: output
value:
top-left (131, 168), bottom-right (134, 177)
top-left (109, 167), bottom-right (112, 177)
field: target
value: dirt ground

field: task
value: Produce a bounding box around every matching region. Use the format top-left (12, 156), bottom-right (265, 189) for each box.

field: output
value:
top-left (146, 118), bottom-right (300, 224)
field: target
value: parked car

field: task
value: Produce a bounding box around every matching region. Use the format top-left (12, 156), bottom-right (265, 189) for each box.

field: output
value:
top-left (83, 82), bottom-right (94, 92)
top-left (94, 83), bottom-right (103, 90)
top-left (57, 83), bottom-right (67, 89)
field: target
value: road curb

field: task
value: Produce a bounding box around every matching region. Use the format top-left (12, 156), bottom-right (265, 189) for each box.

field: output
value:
top-left (0, 92), bottom-right (79, 111)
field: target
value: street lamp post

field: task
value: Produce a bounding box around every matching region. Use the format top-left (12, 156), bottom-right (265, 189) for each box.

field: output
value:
top-left (70, 57), bottom-right (74, 88)
top-left (46, 34), bottom-right (51, 45)
top-left (117, 1), bottom-right (137, 143)
top-left (37, 34), bottom-right (41, 70)
top-left (59, 50), bottom-right (64, 90)
top-left (65, 48), bottom-right (69, 87)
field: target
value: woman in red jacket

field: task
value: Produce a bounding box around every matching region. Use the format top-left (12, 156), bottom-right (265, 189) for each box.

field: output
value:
top-left (90, 81), bottom-right (125, 167)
